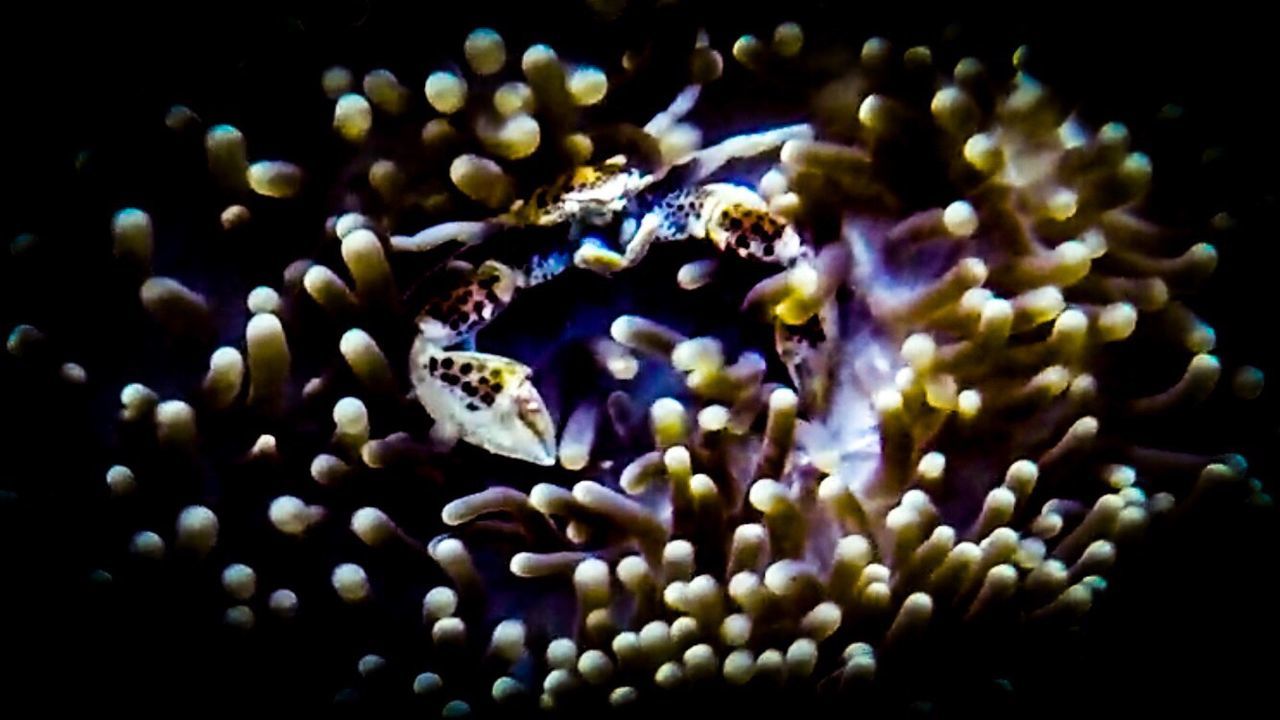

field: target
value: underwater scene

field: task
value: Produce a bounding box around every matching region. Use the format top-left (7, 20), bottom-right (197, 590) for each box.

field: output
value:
top-left (2, 2), bottom-right (1277, 717)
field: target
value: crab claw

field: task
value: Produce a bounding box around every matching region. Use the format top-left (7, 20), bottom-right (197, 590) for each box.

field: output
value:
top-left (415, 260), bottom-right (519, 348)
top-left (700, 183), bottom-right (801, 264)
top-left (410, 336), bottom-right (557, 466)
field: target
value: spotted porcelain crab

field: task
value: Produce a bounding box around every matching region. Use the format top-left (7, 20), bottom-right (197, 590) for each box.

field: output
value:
top-left (405, 85), bottom-right (830, 466)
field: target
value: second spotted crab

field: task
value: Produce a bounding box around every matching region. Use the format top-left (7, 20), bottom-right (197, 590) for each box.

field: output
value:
top-left (404, 85), bottom-right (839, 466)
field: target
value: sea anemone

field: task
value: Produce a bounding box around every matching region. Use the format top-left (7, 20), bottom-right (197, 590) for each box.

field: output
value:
top-left (3, 3), bottom-right (1276, 717)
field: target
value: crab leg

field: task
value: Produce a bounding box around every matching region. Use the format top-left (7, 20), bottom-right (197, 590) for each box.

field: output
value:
top-left (621, 212), bottom-right (664, 267)
top-left (391, 220), bottom-right (500, 253)
top-left (644, 84), bottom-right (702, 137)
top-left (687, 123), bottom-right (815, 182)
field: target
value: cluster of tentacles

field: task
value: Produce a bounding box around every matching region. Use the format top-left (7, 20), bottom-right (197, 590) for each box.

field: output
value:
top-left (4, 10), bottom-right (1270, 718)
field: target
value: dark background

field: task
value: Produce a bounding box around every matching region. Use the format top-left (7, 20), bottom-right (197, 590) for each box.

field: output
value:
top-left (1, 2), bottom-right (1277, 717)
